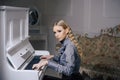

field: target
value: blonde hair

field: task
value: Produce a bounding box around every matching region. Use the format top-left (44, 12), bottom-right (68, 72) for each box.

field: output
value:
top-left (54, 20), bottom-right (83, 57)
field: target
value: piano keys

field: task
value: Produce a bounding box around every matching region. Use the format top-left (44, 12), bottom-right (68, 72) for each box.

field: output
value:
top-left (25, 56), bottom-right (41, 70)
top-left (0, 6), bottom-right (49, 80)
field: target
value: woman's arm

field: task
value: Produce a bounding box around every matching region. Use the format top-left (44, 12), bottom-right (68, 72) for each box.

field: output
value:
top-left (40, 54), bottom-right (61, 62)
top-left (40, 55), bottom-right (54, 60)
top-left (47, 44), bottom-right (76, 76)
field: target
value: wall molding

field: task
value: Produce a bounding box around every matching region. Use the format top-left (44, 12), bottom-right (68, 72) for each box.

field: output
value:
top-left (103, 0), bottom-right (120, 18)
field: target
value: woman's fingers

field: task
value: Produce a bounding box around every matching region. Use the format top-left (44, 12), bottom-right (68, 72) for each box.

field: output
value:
top-left (32, 64), bottom-right (41, 70)
top-left (32, 60), bottom-right (48, 70)
top-left (32, 64), bottom-right (37, 70)
top-left (40, 56), bottom-right (47, 59)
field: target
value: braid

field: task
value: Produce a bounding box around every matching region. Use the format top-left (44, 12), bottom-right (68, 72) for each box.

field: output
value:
top-left (68, 28), bottom-right (83, 57)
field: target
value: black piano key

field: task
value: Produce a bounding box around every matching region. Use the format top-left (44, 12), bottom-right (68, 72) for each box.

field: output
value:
top-left (25, 56), bottom-right (41, 70)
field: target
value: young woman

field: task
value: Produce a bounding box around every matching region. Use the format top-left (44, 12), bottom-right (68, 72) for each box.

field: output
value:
top-left (32, 20), bottom-right (83, 80)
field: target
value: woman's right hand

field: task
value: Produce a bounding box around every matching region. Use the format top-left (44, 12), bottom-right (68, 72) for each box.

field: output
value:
top-left (40, 55), bottom-right (54, 60)
top-left (32, 59), bottom-right (48, 70)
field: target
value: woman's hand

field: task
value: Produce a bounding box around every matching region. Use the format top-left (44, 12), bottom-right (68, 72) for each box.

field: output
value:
top-left (40, 55), bottom-right (54, 60)
top-left (32, 59), bottom-right (48, 70)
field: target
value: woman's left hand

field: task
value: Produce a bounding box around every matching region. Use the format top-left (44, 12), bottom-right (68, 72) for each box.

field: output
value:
top-left (32, 59), bottom-right (48, 70)
top-left (40, 55), bottom-right (54, 60)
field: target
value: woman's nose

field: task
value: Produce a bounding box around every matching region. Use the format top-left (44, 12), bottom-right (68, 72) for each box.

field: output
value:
top-left (55, 33), bottom-right (59, 37)
top-left (55, 34), bottom-right (58, 37)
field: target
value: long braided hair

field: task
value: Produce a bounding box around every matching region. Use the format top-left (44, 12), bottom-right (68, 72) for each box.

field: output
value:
top-left (54, 20), bottom-right (83, 57)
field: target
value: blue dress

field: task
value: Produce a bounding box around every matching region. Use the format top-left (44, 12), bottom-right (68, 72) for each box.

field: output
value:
top-left (47, 38), bottom-right (81, 77)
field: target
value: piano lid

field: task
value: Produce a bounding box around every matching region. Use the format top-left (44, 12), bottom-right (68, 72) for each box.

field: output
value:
top-left (7, 39), bottom-right (35, 69)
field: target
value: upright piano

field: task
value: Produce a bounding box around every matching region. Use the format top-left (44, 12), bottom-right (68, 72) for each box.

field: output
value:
top-left (0, 6), bottom-right (49, 80)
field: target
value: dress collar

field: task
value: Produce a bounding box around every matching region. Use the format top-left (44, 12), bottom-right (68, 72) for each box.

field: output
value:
top-left (60, 37), bottom-right (69, 46)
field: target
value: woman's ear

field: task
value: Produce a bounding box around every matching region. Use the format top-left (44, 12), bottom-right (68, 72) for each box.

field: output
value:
top-left (65, 28), bottom-right (69, 34)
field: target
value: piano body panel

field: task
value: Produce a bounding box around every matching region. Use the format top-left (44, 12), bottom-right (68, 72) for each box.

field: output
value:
top-left (6, 39), bottom-right (49, 80)
top-left (34, 50), bottom-right (50, 56)
top-left (4, 54), bottom-right (47, 80)
top-left (0, 6), bottom-right (50, 80)
top-left (5, 52), bottom-right (48, 80)
top-left (5, 68), bottom-right (39, 80)
top-left (5, 63), bottom-right (47, 80)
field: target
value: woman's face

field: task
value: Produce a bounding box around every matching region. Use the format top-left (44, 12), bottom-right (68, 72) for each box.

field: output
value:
top-left (53, 25), bottom-right (68, 41)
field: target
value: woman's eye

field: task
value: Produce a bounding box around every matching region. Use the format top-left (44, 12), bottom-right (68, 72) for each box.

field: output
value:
top-left (53, 32), bottom-right (56, 34)
top-left (58, 30), bottom-right (61, 32)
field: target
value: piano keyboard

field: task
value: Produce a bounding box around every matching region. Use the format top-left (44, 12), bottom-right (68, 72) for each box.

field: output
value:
top-left (25, 56), bottom-right (41, 70)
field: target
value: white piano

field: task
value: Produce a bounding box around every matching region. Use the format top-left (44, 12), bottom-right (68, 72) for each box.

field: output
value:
top-left (0, 6), bottom-right (49, 80)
